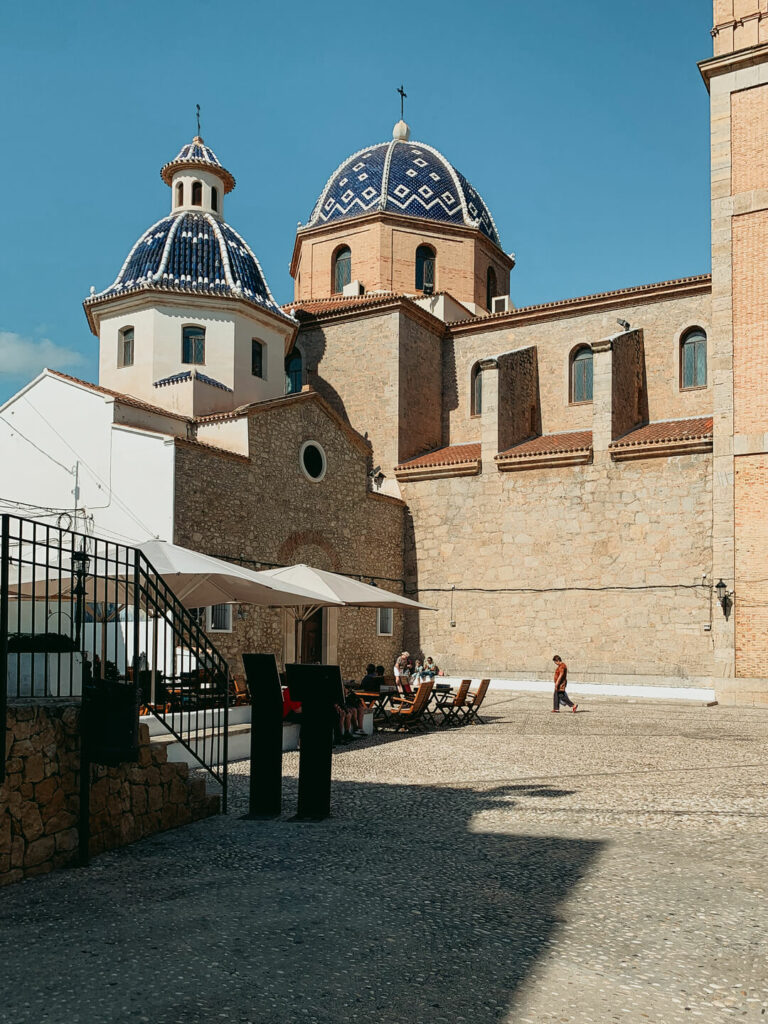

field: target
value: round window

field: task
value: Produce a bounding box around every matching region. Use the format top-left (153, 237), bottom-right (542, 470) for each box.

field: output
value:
top-left (300, 441), bottom-right (326, 482)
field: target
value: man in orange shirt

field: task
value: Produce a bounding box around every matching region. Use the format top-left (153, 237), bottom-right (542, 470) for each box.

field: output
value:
top-left (552, 655), bottom-right (578, 713)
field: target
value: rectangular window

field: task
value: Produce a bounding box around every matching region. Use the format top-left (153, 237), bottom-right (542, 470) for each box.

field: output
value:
top-left (182, 326), bottom-right (205, 365)
top-left (208, 604), bottom-right (232, 632)
top-left (377, 607), bottom-right (393, 636)
top-left (252, 339), bottom-right (264, 378)
top-left (118, 328), bottom-right (134, 368)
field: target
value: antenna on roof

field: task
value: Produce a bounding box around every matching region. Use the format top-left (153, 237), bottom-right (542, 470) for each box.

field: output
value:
top-left (397, 84), bottom-right (407, 120)
top-left (196, 103), bottom-right (201, 137)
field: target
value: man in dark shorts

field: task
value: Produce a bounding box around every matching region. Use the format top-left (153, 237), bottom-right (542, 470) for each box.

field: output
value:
top-left (552, 655), bottom-right (578, 713)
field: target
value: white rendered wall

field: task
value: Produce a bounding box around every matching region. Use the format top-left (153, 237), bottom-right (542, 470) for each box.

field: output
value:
top-left (97, 297), bottom-right (291, 416)
top-left (0, 374), bottom-right (175, 544)
top-left (169, 168), bottom-right (226, 219)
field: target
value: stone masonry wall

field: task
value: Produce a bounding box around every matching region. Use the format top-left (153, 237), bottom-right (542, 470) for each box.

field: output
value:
top-left (175, 396), bottom-right (406, 679)
top-left (612, 330), bottom-right (646, 441)
top-left (402, 452), bottom-right (714, 682)
top-left (734, 454), bottom-right (768, 679)
top-left (1, 703), bottom-right (218, 887)
top-left (498, 347), bottom-right (539, 451)
top-left (446, 290), bottom-right (712, 446)
top-left (398, 311), bottom-right (443, 463)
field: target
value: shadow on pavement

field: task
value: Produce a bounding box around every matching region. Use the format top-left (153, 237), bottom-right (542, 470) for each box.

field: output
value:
top-left (0, 779), bottom-right (603, 1024)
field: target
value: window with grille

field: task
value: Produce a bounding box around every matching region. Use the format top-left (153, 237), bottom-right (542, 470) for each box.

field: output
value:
top-left (285, 351), bottom-right (302, 394)
top-left (415, 245), bottom-right (436, 291)
top-left (182, 325), bottom-right (205, 364)
top-left (377, 607), bottom-right (393, 636)
top-left (118, 327), bottom-right (134, 368)
top-left (208, 604), bottom-right (232, 632)
top-left (252, 339), bottom-right (264, 378)
top-left (571, 346), bottom-right (593, 403)
top-left (333, 246), bottom-right (351, 293)
top-left (681, 328), bottom-right (707, 389)
top-left (471, 363), bottom-right (482, 416)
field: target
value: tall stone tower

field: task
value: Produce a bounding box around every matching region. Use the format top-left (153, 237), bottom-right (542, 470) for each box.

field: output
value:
top-left (700, 2), bottom-right (768, 700)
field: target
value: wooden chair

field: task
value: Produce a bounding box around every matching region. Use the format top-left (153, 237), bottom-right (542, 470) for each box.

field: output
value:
top-left (439, 679), bottom-right (472, 726)
top-left (231, 674), bottom-right (250, 706)
top-left (382, 680), bottom-right (434, 732)
top-left (463, 679), bottom-right (491, 724)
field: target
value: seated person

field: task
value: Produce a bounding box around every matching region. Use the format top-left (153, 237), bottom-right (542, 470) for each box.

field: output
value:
top-left (411, 659), bottom-right (424, 682)
top-left (423, 656), bottom-right (438, 679)
top-left (359, 663), bottom-right (380, 693)
top-left (282, 686), bottom-right (302, 723)
top-left (335, 684), bottom-right (366, 743)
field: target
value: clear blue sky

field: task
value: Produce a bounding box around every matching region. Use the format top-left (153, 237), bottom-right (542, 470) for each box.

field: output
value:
top-left (0, 0), bottom-right (712, 403)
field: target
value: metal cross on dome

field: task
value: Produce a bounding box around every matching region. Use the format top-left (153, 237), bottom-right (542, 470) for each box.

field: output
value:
top-left (397, 84), bottom-right (407, 119)
top-left (196, 104), bottom-right (201, 135)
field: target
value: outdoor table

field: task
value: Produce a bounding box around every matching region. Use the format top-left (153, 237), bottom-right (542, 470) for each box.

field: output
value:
top-left (424, 686), bottom-right (454, 725)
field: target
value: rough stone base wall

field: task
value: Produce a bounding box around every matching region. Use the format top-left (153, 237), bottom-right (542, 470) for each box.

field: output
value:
top-left (1, 702), bottom-right (219, 888)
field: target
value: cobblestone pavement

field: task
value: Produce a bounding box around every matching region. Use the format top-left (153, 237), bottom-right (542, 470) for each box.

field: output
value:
top-left (1, 693), bottom-right (767, 1023)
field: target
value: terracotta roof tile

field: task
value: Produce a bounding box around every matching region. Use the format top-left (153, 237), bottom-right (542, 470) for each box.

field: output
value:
top-left (395, 443), bottom-right (481, 471)
top-left (46, 370), bottom-right (191, 422)
top-left (284, 293), bottom-right (402, 316)
top-left (497, 431), bottom-right (593, 460)
top-left (610, 417), bottom-right (713, 448)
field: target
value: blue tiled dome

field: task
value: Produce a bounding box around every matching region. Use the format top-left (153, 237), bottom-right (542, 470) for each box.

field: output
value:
top-left (85, 211), bottom-right (291, 321)
top-left (308, 135), bottom-right (501, 247)
top-left (161, 135), bottom-right (235, 192)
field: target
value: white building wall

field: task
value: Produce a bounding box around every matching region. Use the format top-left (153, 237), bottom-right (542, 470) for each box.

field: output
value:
top-left (0, 374), bottom-right (175, 544)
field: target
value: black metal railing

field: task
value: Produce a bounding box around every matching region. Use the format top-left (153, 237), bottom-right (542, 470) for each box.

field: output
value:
top-left (0, 514), bottom-right (229, 807)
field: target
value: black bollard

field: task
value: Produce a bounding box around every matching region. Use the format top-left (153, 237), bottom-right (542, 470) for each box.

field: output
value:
top-left (285, 664), bottom-right (344, 821)
top-left (242, 653), bottom-right (284, 820)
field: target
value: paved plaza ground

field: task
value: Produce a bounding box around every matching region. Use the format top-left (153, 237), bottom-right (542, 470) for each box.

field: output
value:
top-left (1, 692), bottom-right (767, 1023)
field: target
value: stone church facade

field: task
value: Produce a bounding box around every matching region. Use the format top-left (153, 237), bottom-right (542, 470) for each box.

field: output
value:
top-left (4, 1), bottom-right (766, 701)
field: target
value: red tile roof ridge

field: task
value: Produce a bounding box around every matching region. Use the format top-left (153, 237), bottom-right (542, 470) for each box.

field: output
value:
top-left (395, 442), bottom-right (481, 471)
top-left (610, 416), bottom-right (713, 448)
top-left (447, 274), bottom-right (712, 326)
top-left (45, 369), bottom-right (191, 422)
top-left (497, 430), bottom-right (593, 460)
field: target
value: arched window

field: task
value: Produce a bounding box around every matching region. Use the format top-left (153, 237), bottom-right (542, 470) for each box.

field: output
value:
top-left (251, 339), bottom-right (264, 378)
top-left (182, 325), bottom-right (205, 364)
top-left (415, 245), bottom-right (436, 292)
top-left (191, 181), bottom-right (203, 207)
top-left (471, 362), bottom-right (482, 416)
top-left (680, 327), bottom-right (707, 389)
top-left (332, 246), bottom-right (351, 294)
top-left (211, 186), bottom-right (218, 212)
top-left (571, 346), bottom-right (593, 403)
top-left (175, 182), bottom-right (184, 208)
top-left (486, 266), bottom-right (498, 310)
top-left (285, 350), bottom-right (302, 394)
top-left (118, 327), bottom-right (134, 368)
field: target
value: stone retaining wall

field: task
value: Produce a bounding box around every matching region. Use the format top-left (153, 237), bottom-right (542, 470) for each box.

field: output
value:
top-left (1, 702), bottom-right (219, 887)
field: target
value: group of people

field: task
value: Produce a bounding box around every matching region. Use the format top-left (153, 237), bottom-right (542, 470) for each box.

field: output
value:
top-left (394, 651), bottom-right (440, 693)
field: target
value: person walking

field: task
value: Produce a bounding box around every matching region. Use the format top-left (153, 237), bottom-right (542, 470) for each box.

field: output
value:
top-left (552, 655), bottom-right (578, 713)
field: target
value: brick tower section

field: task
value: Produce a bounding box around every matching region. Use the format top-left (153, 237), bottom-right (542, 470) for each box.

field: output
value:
top-left (701, 2), bottom-right (768, 700)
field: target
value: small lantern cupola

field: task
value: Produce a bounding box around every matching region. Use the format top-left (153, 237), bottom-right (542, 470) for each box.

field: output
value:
top-left (160, 135), bottom-right (235, 220)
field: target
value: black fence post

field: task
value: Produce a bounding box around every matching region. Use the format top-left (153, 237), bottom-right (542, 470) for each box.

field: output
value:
top-left (285, 664), bottom-right (344, 822)
top-left (242, 653), bottom-right (283, 819)
top-left (0, 515), bottom-right (9, 783)
top-left (78, 684), bottom-right (91, 867)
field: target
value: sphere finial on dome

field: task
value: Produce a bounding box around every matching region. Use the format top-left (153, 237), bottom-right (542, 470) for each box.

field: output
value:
top-left (393, 119), bottom-right (410, 141)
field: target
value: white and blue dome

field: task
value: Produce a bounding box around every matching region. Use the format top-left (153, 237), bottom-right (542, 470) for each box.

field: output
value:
top-left (307, 125), bottom-right (501, 247)
top-left (85, 137), bottom-right (291, 324)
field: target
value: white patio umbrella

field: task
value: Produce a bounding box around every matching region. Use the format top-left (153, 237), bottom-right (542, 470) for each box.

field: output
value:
top-left (253, 564), bottom-right (433, 612)
top-left (137, 542), bottom-right (344, 609)
top-left (252, 563), bottom-right (434, 660)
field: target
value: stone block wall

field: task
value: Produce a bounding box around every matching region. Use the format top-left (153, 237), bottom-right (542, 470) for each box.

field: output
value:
top-left (174, 394), bottom-right (406, 679)
top-left (498, 347), bottom-right (539, 451)
top-left (1, 703), bottom-right (219, 888)
top-left (612, 330), bottom-right (646, 441)
top-left (397, 311), bottom-right (443, 463)
top-left (402, 452), bottom-right (714, 683)
top-left (446, 286), bottom-right (712, 446)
